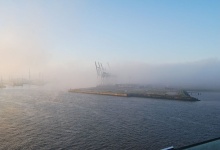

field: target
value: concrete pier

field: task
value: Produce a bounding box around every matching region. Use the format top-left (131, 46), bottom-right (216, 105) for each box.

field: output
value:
top-left (69, 85), bottom-right (199, 101)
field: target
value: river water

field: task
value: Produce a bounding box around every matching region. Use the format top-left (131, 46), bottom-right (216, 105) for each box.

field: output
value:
top-left (0, 87), bottom-right (219, 150)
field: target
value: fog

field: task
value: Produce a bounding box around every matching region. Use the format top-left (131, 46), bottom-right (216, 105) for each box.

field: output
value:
top-left (0, 25), bottom-right (219, 90)
top-left (1, 44), bottom-right (220, 90)
top-left (111, 59), bottom-right (220, 90)
top-left (1, 25), bottom-right (219, 90)
top-left (46, 58), bottom-right (220, 90)
top-left (1, 1), bottom-right (219, 91)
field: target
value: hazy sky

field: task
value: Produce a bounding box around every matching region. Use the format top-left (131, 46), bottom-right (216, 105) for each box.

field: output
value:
top-left (0, 0), bottom-right (220, 89)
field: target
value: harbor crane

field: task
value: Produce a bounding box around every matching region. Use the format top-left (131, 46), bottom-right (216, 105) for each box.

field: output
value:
top-left (95, 61), bottom-right (111, 85)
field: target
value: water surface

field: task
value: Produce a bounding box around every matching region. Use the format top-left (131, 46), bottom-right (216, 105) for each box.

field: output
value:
top-left (0, 88), bottom-right (219, 149)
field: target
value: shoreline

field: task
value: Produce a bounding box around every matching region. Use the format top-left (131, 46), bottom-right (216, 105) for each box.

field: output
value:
top-left (69, 86), bottom-right (199, 101)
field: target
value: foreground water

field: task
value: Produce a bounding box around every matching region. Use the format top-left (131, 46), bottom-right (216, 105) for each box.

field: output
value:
top-left (0, 87), bottom-right (219, 150)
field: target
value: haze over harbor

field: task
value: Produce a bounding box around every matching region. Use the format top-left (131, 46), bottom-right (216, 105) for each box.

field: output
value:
top-left (1, 1), bottom-right (220, 150)
top-left (0, 0), bottom-right (220, 90)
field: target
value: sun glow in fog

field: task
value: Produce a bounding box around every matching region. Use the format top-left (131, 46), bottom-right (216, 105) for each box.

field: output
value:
top-left (0, 1), bottom-right (220, 90)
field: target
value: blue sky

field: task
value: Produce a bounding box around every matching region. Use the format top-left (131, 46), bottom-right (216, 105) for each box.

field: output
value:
top-left (0, 0), bottom-right (220, 63)
top-left (47, 0), bottom-right (220, 63)
top-left (0, 0), bottom-right (220, 88)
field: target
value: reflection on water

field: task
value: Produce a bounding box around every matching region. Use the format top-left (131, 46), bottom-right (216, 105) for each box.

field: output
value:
top-left (0, 88), bottom-right (220, 150)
